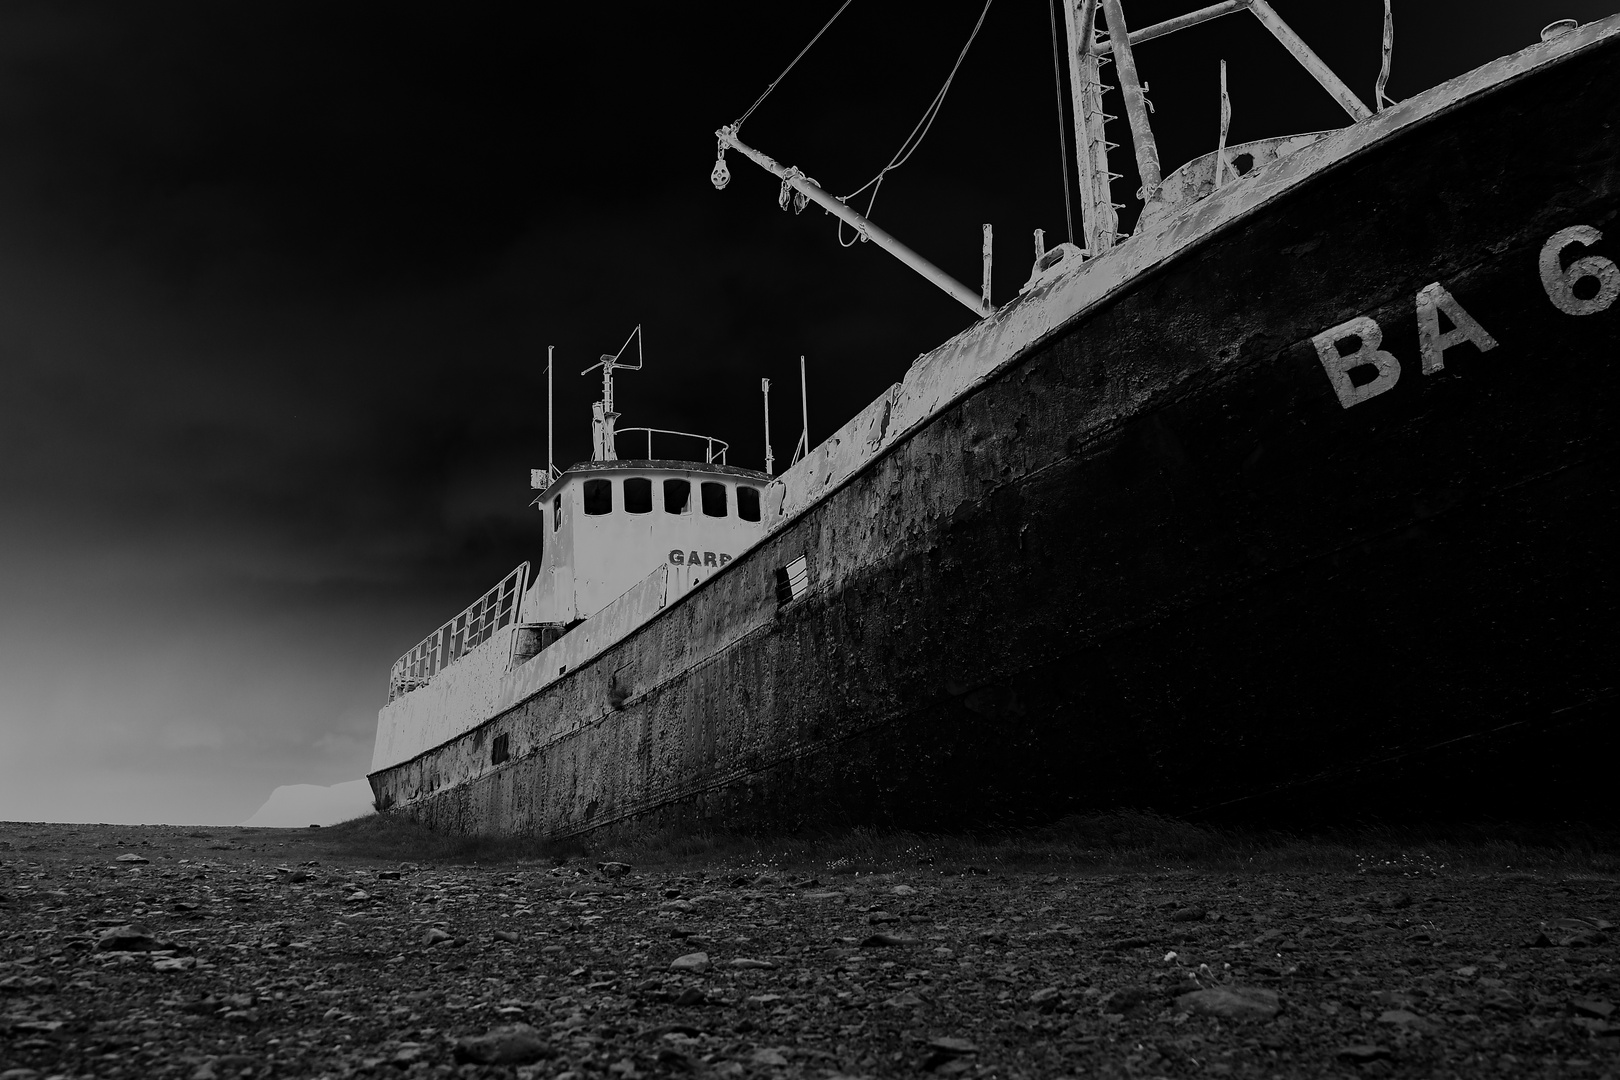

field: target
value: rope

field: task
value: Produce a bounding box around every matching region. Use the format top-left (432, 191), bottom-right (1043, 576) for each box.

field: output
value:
top-left (735, 0), bottom-right (860, 130)
top-left (837, 0), bottom-right (996, 247)
top-left (1048, 0), bottom-right (1075, 245)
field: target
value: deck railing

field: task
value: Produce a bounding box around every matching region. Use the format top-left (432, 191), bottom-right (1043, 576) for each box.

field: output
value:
top-left (615, 427), bottom-right (729, 465)
top-left (387, 563), bottom-right (529, 703)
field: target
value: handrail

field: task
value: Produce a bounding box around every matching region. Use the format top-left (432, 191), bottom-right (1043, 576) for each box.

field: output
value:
top-left (614, 427), bottom-right (730, 465)
top-left (388, 563), bottom-right (529, 703)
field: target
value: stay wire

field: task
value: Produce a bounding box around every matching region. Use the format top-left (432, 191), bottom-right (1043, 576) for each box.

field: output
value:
top-left (1048, 0), bottom-right (1075, 245)
top-left (735, 0), bottom-right (859, 130)
top-left (837, 0), bottom-right (996, 248)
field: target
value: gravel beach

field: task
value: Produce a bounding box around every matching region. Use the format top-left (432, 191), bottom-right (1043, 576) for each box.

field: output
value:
top-left (2, 820), bottom-right (1617, 1079)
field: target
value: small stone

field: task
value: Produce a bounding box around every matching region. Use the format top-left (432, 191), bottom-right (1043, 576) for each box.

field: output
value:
top-left (1177, 986), bottom-right (1281, 1021)
top-left (883, 991), bottom-right (925, 1007)
top-left (1336, 1045), bottom-right (1392, 1064)
top-left (115, 854), bottom-right (150, 864)
top-left (1029, 986), bottom-right (1062, 1011)
top-left (890, 885), bottom-right (917, 896)
top-left (669, 951), bottom-right (710, 973)
top-left (153, 957), bottom-right (197, 972)
top-left (493, 930), bottom-right (519, 943)
top-left (927, 1037), bottom-right (977, 1055)
top-left (1378, 1009), bottom-right (1430, 1029)
top-left (599, 862), bottom-right (633, 879)
top-left (860, 933), bottom-right (918, 948)
top-left (750, 1048), bottom-right (789, 1066)
top-left (729, 958), bottom-right (775, 969)
top-left (1170, 907), bottom-right (1207, 922)
top-left (866, 910), bottom-right (901, 924)
top-left (377, 870), bottom-right (401, 879)
top-left (1572, 998), bottom-right (1616, 1019)
top-left (673, 987), bottom-right (707, 1006)
top-left (422, 927), bottom-right (453, 946)
top-left (1107, 936), bottom-right (1152, 951)
top-left (453, 1023), bottom-right (552, 1065)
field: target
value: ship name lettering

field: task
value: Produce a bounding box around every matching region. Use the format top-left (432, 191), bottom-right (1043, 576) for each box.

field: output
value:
top-left (669, 550), bottom-right (732, 567)
top-left (1316, 223), bottom-right (1616, 410)
top-left (1539, 225), bottom-right (1619, 316)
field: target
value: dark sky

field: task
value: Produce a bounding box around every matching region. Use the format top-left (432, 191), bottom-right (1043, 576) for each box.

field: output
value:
top-left (0, 1), bottom-right (1609, 824)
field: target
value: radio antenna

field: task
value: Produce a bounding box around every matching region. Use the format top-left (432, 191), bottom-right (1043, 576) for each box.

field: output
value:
top-left (546, 345), bottom-right (556, 482)
top-left (762, 378), bottom-right (775, 476)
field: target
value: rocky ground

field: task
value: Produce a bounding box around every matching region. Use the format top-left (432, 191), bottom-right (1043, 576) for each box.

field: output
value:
top-left (1, 821), bottom-right (1617, 1080)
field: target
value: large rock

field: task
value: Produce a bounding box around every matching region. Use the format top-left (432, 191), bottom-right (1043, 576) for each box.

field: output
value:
top-left (452, 1024), bottom-right (552, 1065)
top-left (1177, 986), bottom-right (1281, 1020)
top-left (95, 924), bottom-right (163, 953)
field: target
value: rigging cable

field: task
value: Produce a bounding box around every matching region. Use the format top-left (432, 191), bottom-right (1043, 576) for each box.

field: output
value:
top-left (1047, 0), bottom-right (1076, 245)
top-left (735, 0), bottom-right (860, 130)
top-left (837, 0), bottom-right (996, 248)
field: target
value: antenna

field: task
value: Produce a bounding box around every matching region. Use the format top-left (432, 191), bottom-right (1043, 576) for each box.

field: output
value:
top-left (762, 379), bottom-right (775, 476)
top-left (791, 355), bottom-right (810, 466)
top-left (546, 345), bottom-right (557, 483)
top-left (580, 324), bottom-right (644, 462)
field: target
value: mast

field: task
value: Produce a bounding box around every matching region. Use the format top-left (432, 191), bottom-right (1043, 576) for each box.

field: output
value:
top-left (1099, 0), bottom-right (1162, 197)
top-left (1061, 0), bottom-right (1120, 254)
top-left (1062, 0), bottom-right (1372, 250)
top-left (581, 324), bottom-right (644, 463)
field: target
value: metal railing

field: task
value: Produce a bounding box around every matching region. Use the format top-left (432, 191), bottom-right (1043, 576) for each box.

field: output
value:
top-left (388, 563), bottom-right (529, 703)
top-left (615, 427), bottom-right (729, 465)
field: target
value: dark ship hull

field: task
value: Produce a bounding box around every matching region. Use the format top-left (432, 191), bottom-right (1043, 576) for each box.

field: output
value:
top-left (371, 20), bottom-right (1618, 834)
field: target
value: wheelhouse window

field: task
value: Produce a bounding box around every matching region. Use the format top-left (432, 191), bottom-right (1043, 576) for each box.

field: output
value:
top-left (624, 477), bottom-right (653, 514)
top-left (552, 494), bottom-right (561, 531)
top-left (663, 478), bottom-right (691, 515)
top-left (737, 485), bottom-right (761, 522)
top-left (701, 481), bottom-right (727, 517)
top-left (583, 479), bottom-right (613, 516)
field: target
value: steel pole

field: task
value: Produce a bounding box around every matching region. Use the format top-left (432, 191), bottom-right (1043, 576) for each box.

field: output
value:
top-left (1099, 0), bottom-right (1162, 195)
top-left (1091, 0), bottom-right (1246, 55)
top-left (546, 345), bottom-right (554, 481)
top-left (716, 127), bottom-right (991, 319)
top-left (762, 378), bottom-right (774, 476)
top-left (1246, 0), bottom-right (1372, 121)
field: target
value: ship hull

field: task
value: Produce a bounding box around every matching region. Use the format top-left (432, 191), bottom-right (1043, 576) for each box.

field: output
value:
top-left (372, 25), bottom-right (1618, 834)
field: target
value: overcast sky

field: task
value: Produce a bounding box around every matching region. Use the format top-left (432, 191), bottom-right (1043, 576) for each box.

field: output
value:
top-left (0, 1), bottom-right (1608, 825)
